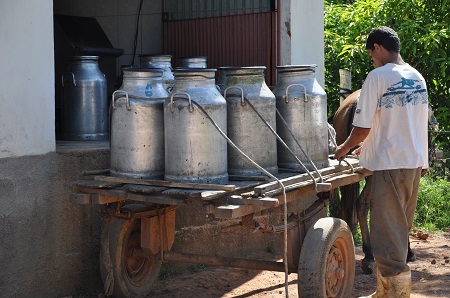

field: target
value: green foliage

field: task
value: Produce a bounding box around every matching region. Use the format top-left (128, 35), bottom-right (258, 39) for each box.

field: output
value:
top-left (416, 175), bottom-right (450, 231)
top-left (325, 0), bottom-right (450, 152)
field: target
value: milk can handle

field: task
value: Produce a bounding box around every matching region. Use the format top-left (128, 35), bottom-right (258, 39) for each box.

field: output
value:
top-left (170, 92), bottom-right (194, 113)
top-left (284, 84), bottom-right (307, 103)
top-left (112, 90), bottom-right (131, 110)
top-left (223, 86), bottom-right (245, 106)
top-left (61, 72), bottom-right (76, 87)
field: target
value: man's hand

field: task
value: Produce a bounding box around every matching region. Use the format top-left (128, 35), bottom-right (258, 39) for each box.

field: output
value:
top-left (421, 168), bottom-right (428, 177)
top-left (334, 144), bottom-right (349, 161)
top-left (352, 146), bottom-right (363, 156)
top-left (334, 127), bottom-right (370, 161)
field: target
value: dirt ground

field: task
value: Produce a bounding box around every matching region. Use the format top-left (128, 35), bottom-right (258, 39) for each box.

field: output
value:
top-left (146, 229), bottom-right (450, 298)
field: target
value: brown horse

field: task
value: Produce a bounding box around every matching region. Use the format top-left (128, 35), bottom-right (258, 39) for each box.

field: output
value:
top-left (333, 89), bottom-right (416, 274)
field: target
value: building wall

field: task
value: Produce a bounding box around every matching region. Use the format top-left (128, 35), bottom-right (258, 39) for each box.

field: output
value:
top-left (54, 0), bottom-right (164, 70)
top-left (0, 149), bottom-right (110, 297)
top-left (0, 0), bottom-right (55, 158)
top-left (287, 0), bottom-right (325, 88)
top-left (0, 1), bottom-right (328, 296)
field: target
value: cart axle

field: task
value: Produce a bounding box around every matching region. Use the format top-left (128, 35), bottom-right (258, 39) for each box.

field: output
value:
top-left (134, 248), bottom-right (296, 273)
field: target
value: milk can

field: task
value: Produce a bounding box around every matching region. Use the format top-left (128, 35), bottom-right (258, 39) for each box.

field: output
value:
top-left (139, 54), bottom-right (174, 91)
top-left (60, 56), bottom-right (108, 140)
top-left (176, 56), bottom-right (208, 68)
top-left (223, 67), bottom-right (278, 176)
top-left (273, 65), bottom-right (329, 171)
top-left (217, 66), bottom-right (237, 93)
top-left (110, 68), bottom-right (168, 179)
top-left (164, 68), bottom-right (228, 184)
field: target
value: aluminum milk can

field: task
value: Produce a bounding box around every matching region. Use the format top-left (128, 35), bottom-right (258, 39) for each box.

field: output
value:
top-left (273, 65), bottom-right (329, 171)
top-left (176, 56), bottom-right (208, 68)
top-left (139, 54), bottom-right (174, 91)
top-left (110, 68), bottom-right (168, 179)
top-left (217, 66), bottom-right (237, 93)
top-left (223, 67), bottom-right (278, 176)
top-left (60, 56), bottom-right (108, 140)
top-left (164, 68), bottom-right (228, 184)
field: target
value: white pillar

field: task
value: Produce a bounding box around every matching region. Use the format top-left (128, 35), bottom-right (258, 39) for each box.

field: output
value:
top-left (279, 0), bottom-right (325, 88)
top-left (0, 0), bottom-right (55, 157)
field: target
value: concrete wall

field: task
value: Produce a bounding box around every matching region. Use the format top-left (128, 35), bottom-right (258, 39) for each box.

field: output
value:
top-left (0, 149), bottom-right (110, 297)
top-left (280, 0), bottom-right (325, 88)
top-left (0, 0), bottom-right (55, 158)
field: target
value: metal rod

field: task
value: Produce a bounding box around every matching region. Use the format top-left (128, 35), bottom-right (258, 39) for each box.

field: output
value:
top-left (162, 251), bottom-right (294, 273)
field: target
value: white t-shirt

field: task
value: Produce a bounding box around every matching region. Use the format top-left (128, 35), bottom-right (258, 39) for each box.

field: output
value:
top-left (353, 63), bottom-right (429, 171)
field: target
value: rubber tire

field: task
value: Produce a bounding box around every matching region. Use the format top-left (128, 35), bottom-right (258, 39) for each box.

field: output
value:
top-left (101, 216), bottom-right (162, 298)
top-left (298, 217), bottom-right (355, 298)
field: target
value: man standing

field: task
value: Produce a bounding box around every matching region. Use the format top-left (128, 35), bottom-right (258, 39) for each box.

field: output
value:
top-left (334, 26), bottom-right (429, 297)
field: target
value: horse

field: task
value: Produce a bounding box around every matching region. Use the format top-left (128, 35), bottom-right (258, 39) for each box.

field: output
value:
top-left (332, 89), bottom-right (418, 274)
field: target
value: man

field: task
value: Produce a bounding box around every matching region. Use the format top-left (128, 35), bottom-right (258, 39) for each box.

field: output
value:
top-left (334, 26), bottom-right (429, 297)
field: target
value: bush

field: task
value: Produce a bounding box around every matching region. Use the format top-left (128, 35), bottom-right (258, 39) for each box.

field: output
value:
top-left (416, 175), bottom-right (450, 231)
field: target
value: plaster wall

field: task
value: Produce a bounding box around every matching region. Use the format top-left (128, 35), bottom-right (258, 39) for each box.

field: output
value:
top-left (0, 0), bottom-right (55, 158)
top-left (289, 0), bottom-right (325, 88)
top-left (0, 149), bottom-right (109, 297)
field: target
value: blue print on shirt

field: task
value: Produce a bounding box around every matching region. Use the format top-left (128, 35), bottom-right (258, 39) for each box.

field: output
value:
top-left (379, 78), bottom-right (428, 108)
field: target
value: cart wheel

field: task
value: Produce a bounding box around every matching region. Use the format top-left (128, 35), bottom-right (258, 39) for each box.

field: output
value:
top-left (100, 216), bottom-right (162, 298)
top-left (298, 217), bottom-right (355, 298)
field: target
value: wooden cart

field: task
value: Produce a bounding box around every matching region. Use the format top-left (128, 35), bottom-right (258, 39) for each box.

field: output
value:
top-left (71, 157), bottom-right (369, 298)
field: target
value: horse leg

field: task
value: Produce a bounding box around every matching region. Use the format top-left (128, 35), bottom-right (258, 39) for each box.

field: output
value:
top-left (407, 240), bottom-right (416, 262)
top-left (339, 183), bottom-right (359, 233)
top-left (357, 176), bottom-right (376, 274)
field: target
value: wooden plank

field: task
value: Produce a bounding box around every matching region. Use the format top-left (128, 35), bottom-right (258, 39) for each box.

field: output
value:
top-left (213, 170), bottom-right (368, 219)
top-left (228, 175), bottom-right (268, 181)
top-left (215, 195), bottom-right (279, 207)
top-left (75, 186), bottom-right (127, 198)
top-left (199, 190), bottom-right (227, 199)
top-left (141, 209), bottom-right (176, 255)
top-left (327, 172), bottom-right (367, 189)
top-left (199, 181), bottom-right (263, 202)
top-left (214, 204), bottom-right (265, 219)
top-left (126, 192), bottom-right (190, 205)
top-left (253, 168), bottom-right (332, 196)
top-left (255, 166), bottom-right (364, 197)
top-left (93, 175), bottom-right (236, 191)
top-left (74, 179), bottom-right (123, 189)
top-left (254, 161), bottom-right (360, 195)
top-left (162, 188), bottom-right (204, 197)
top-left (70, 193), bottom-right (91, 204)
top-left (91, 194), bottom-right (125, 204)
top-left (123, 184), bottom-right (168, 194)
top-left (162, 189), bottom-right (228, 200)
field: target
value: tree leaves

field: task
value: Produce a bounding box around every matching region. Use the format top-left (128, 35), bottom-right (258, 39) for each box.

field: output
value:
top-left (325, 0), bottom-right (450, 152)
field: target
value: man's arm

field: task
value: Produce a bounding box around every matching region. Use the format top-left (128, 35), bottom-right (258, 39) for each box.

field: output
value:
top-left (334, 127), bottom-right (371, 161)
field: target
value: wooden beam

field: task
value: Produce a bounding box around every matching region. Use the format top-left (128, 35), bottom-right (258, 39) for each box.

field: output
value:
top-left (70, 193), bottom-right (91, 204)
top-left (126, 192), bottom-right (190, 206)
top-left (93, 175), bottom-right (236, 191)
top-left (215, 195), bottom-right (279, 207)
